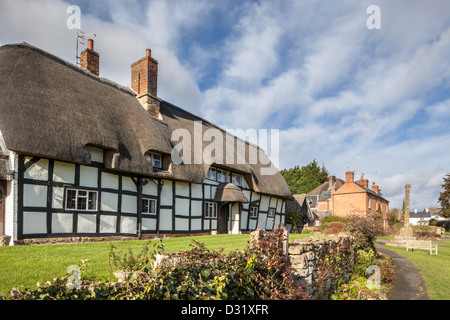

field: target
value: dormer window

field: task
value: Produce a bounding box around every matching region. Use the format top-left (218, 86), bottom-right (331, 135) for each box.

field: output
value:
top-left (207, 167), bottom-right (216, 180)
top-left (206, 166), bottom-right (243, 186)
top-left (217, 169), bottom-right (227, 183)
top-left (150, 152), bottom-right (162, 169)
top-left (231, 173), bottom-right (242, 186)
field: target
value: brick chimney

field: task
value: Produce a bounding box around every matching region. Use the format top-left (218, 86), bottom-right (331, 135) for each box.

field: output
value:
top-left (345, 168), bottom-right (354, 183)
top-left (328, 175), bottom-right (336, 190)
top-left (131, 49), bottom-right (162, 119)
top-left (372, 182), bottom-right (379, 193)
top-left (80, 39), bottom-right (99, 76)
top-left (357, 174), bottom-right (369, 189)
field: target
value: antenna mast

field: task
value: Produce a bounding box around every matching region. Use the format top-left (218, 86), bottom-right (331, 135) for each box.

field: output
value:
top-left (76, 29), bottom-right (96, 66)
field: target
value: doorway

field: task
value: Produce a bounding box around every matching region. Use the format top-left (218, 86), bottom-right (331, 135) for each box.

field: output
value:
top-left (217, 203), bottom-right (229, 234)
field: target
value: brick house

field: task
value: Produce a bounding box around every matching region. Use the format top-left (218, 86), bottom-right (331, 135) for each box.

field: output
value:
top-left (332, 169), bottom-right (389, 219)
top-left (290, 168), bottom-right (389, 226)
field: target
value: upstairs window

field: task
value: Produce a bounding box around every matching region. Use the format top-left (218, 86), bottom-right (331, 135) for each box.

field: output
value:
top-left (268, 208), bottom-right (275, 218)
top-left (206, 167), bottom-right (216, 180)
top-left (216, 169), bottom-right (228, 183)
top-left (207, 166), bottom-right (243, 186)
top-left (231, 173), bottom-right (242, 186)
top-left (150, 152), bottom-right (162, 169)
top-left (66, 188), bottom-right (97, 211)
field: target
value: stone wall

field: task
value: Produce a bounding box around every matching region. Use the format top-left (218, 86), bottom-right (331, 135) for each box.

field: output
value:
top-left (250, 229), bottom-right (356, 299)
top-left (289, 235), bottom-right (355, 299)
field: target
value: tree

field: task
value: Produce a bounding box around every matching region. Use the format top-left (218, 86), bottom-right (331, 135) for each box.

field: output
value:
top-left (438, 174), bottom-right (450, 218)
top-left (280, 159), bottom-right (329, 194)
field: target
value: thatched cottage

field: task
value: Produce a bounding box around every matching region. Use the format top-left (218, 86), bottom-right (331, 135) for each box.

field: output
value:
top-left (0, 41), bottom-right (292, 245)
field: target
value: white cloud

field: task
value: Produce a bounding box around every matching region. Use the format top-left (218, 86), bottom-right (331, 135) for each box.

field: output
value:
top-left (2, 0), bottom-right (450, 211)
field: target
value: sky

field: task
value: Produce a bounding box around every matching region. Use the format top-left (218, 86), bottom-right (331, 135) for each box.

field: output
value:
top-left (1, 0), bottom-right (450, 211)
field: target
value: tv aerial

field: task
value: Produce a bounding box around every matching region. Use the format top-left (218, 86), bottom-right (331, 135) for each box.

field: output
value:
top-left (75, 30), bottom-right (96, 66)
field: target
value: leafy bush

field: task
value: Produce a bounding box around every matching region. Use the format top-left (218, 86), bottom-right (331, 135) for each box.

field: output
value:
top-left (320, 216), bottom-right (348, 231)
top-left (2, 227), bottom-right (309, 300)
top-left (436, 220), bottom-right (450, 231)
top-left (108, 240), bottom-right (160, 273)
top-left (286, 210), bottom-right (303, 233)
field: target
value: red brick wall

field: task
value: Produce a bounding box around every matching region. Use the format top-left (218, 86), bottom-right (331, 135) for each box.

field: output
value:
top-left (332, 182), bottom-right (389, 218)
top-left (80, 49), bottom-right (99, 76)
top-left (131, 55), bottom-right (158, 97)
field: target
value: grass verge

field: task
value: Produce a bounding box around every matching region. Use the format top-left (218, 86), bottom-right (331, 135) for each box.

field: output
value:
top-left (385, 240), bottom-right (450, 300)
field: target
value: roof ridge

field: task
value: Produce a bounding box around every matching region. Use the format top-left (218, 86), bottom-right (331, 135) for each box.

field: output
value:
top-left (0, 42), bottom-right (136, 97)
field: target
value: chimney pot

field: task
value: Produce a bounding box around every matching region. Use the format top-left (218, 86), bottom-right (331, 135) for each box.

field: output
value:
top-left (146, 49), bottom-right (151, 57)
top-left (88, 39), bottom-right (94, 51)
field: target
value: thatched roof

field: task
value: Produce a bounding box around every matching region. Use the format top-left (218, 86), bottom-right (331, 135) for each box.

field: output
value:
top-left (214, 183), bottom-right (249, 203)
top-left (0, 43), bottom-right (292, 199)
top-left (0, 159), bottom-right (7, 179)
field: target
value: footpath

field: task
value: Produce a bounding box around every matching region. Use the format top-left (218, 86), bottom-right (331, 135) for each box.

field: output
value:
top-left (375, 240), bottom-right (429, 300)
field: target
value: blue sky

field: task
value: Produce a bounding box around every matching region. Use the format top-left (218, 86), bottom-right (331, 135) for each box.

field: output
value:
top-left (1, 0), bottom-right (450, 211)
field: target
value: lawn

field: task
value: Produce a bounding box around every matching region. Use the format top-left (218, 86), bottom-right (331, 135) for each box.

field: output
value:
top-left (385, 240), bottom-right (450, 300)
top-left (0, 232), bottom-right (319, 295)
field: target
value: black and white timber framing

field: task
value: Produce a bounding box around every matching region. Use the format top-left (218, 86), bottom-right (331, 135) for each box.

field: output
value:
top-left (14, 148), bottom-right (285, 240)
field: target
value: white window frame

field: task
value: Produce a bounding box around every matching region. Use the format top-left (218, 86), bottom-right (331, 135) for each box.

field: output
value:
top-left (249, 206), bottom-right (258, 218)
top-left (268, 208), bottom-right (276, 218)
top-left (216, 169), bottom-right (227, 183)
top-left (65, 188), bottom-right (98, 211)
top-left (205, 202), bottom-right (217, 218)
top-left (142, 198), bottom-right (157, 215)
top-left (150, 152), bottom-right (162, 169)
top-left (231, 173), bottom-right (242, 186)
top-left (207, 167), bottom-right (216, 180)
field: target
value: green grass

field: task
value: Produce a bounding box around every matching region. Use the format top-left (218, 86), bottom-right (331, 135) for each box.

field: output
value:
top-left (385, 240), bottom-right (450, 300)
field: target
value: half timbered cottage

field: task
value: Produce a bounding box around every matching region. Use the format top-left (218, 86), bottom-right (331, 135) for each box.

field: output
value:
top-left (0, 41), bottom-right (292, 245)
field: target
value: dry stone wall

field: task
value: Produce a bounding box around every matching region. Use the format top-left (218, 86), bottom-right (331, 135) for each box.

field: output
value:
top-left (289, 235), bottom-right (355, 299)
top-left (250, 229), bottom-right (356, 299)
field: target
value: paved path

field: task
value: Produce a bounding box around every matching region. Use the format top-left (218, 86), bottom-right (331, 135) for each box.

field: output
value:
top-left (376, 240), bottom-right (429, 300)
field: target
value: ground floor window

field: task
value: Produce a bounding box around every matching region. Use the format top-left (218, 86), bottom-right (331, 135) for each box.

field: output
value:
top-left (250, 206), bottom-right (258, 218)
top-left (142, 198), bottom-right (157, 215)
top-left (65, 188), bottom-right (97, 211)
top-left (205, 202), bottom-right (217, 218)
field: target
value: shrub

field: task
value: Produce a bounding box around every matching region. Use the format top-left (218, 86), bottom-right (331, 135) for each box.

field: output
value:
top-left (345, 214), bottom-right (386, 252)
top-left (324, 222), bottom-right (347, 234)
top-left (108, 240), bottom-right (160, 273)
top-left (436, 220), bottom-right (450, 231)
top-left (286, 210), bottom-right (303, 233)
top-left (320, 216), bottom-right (347, 231)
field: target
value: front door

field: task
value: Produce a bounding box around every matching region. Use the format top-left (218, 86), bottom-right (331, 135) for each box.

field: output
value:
top-left (0, 181), bottom-right (5, 235)
top-left (218, 203), bottom-right (229, 234)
